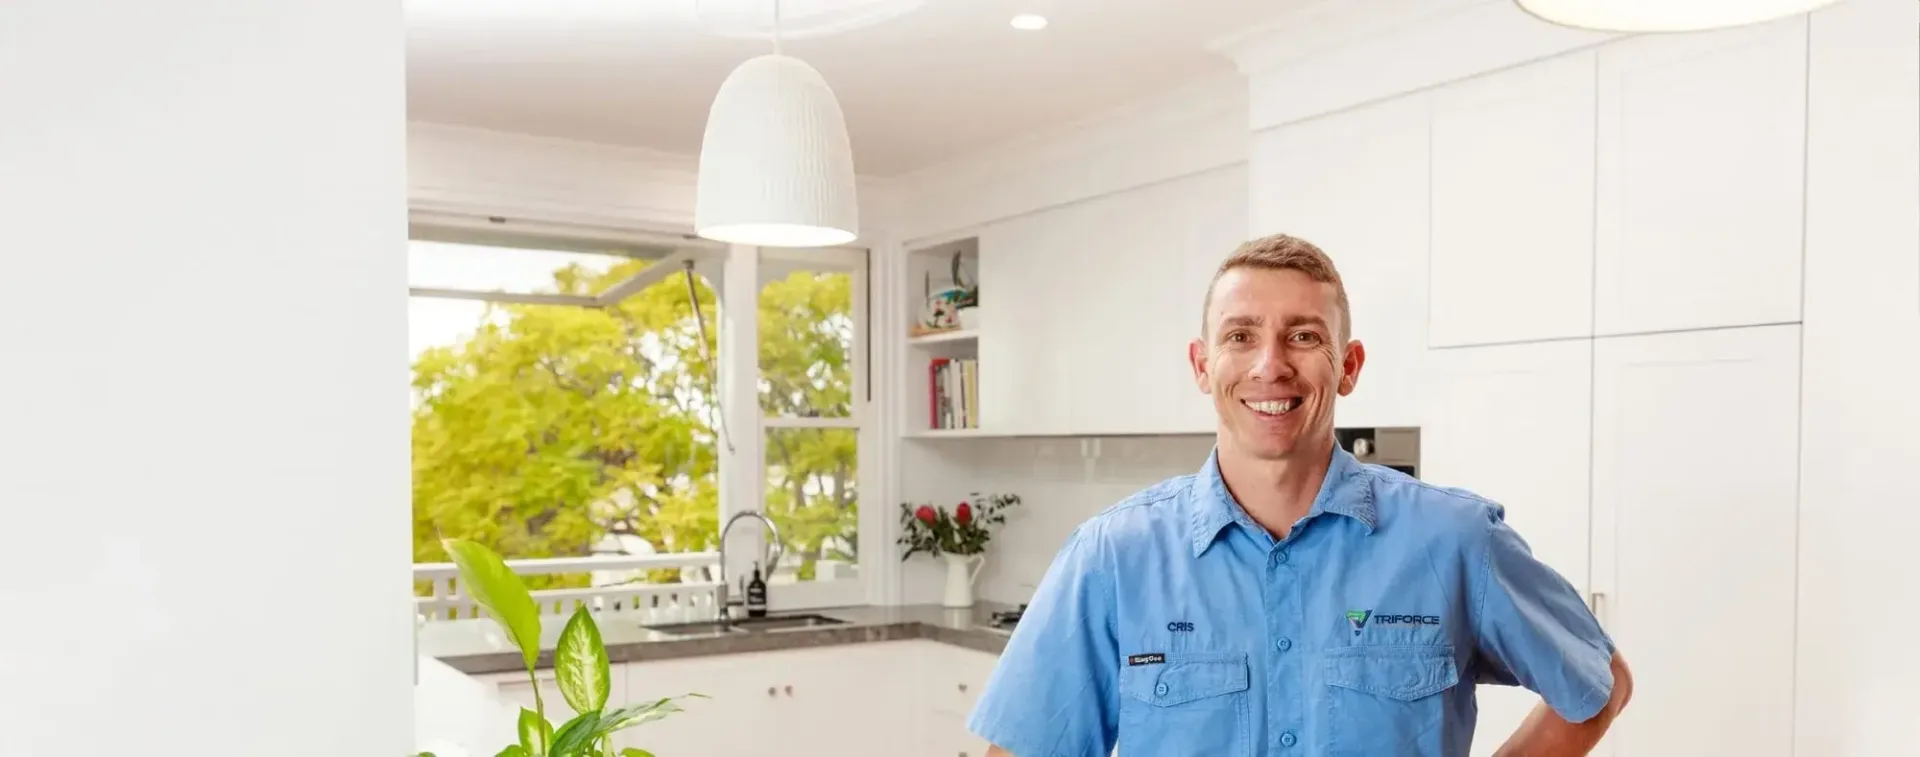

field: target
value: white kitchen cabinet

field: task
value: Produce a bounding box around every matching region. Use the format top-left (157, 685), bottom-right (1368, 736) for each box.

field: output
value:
top-left (974, 163), bottom-right (1246, 436)
top-left (479, 663), bottom-right (631, 734)
top-left (1589, 324), bottom-right (1800, 757)
top-left (1594, 17), bottom-right (1808, 336)
top-left (919, 643), bottom-right (1000, 757)
top-left (1421, 340), bottom-right (1594, 757)
top-left (1249, 94), bottom-right (1429, 429)
top-left (1429, 51), bottom-right (1597, 348)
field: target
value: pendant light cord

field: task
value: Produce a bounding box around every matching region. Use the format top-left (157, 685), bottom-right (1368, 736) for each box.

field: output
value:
top-left (772, 0), bottom-right (782, 54)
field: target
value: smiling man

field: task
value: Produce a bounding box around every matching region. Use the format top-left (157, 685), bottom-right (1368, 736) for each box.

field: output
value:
top-left (967, 233), bottom-right (1632, 757)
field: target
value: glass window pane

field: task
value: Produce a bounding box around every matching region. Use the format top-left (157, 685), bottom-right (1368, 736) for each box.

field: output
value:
top-left (411, 259), bottom-right (721, 594)
top-left (409, 239), bottom-right (637, 297)
top-left (763, 427), bottom-right (859, 584)
top-left (758, 269), bottom-right (855, 418)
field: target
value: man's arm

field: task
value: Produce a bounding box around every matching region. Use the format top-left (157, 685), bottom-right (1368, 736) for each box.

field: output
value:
top-left (965, 523), bottom-right (1120, 757)
top-left (1493, 651), bottom-right (1634, 756)
top-left (1471, 502), bottom-right (1624, 755)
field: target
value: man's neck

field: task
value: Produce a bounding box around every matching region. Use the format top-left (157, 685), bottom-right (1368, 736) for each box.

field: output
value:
top-left (1216, 437), bottom-right (1336, 539)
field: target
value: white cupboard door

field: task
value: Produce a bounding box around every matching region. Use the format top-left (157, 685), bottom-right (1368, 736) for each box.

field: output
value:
top-left (1429, 51), bottom-right (1597, 348)
top-left (1249, 94), bottom-right (1430, 428)
top-left (1594, 16), bottom-right (1808, 336)
top-left (1421, 340), bottom-right (1593, 757)
top-left (976, 221), bottom-right (1071, 435)
top-left (1590, 324), bottom-right (1800, 757)
top-left (616, 654), bottom-right (771, 757)
top-left (486, 664), bottom-right (631, 730)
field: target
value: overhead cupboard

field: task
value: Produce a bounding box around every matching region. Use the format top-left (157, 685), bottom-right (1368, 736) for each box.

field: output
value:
top-left (898, 162), bottom-right (1249, 439)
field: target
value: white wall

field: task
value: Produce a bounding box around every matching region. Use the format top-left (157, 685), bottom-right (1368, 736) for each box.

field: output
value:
top-left (0, 1), bottom-right (412, 756)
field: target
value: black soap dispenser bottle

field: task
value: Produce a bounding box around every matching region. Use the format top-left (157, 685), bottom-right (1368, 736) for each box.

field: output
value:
top-left (745, 560), bottom-right (769, 618)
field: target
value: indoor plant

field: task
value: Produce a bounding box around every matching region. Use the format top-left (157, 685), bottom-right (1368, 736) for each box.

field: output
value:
top-left (420, 538), bottom-right (703, 757)
top-left (896, 493), bottom-right (1020, 608)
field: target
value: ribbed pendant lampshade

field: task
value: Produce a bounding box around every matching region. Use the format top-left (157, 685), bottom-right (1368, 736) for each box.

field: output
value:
top-left (695, 53), bottom-right (859, 248)
top-left (1515, 0), bottom-right (1846, 32)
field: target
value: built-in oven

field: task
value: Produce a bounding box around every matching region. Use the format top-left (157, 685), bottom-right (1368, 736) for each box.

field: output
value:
top-left (1336, 426), bottom-right (1420, 479)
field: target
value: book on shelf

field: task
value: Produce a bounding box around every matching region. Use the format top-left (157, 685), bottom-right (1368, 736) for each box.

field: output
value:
top-left (927, 357), bottom-right (978, 430)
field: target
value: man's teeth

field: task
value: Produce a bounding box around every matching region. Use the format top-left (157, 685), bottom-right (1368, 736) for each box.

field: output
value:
top-left (1246, 399), bottom-right (1299, 415)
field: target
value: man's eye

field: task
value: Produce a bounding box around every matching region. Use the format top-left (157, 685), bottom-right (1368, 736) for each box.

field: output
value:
top-left (1291, 332), bottom-right (1320, 344)
top-left (1225, 331), bottom-right (1249, 343)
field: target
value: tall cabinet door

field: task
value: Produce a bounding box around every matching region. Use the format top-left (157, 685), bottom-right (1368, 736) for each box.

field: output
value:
top-left (1590, 324), bottom-right (1800, 757)
top-left (1421, 340), bottom-right (1593, 756)
top-left (1250, 94), bottom-right (1430, 429)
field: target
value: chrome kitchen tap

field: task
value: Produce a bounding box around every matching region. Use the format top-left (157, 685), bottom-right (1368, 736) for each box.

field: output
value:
top-left (714, 510), bottom-right (782, 630)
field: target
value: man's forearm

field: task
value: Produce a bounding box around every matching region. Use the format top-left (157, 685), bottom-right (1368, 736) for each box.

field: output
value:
top-left (1493, 651), bottom-right (1634, 757)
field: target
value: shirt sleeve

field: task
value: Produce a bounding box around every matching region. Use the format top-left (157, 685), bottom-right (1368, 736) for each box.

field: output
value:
top-left (967, 522), bottom-right (1118, 757)
top-left (1471, 503), bottom-right (1617, 724)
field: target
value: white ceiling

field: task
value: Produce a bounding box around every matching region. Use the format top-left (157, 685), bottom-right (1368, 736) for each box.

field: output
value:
top-left (404, 0), bottom-right (1296, 176)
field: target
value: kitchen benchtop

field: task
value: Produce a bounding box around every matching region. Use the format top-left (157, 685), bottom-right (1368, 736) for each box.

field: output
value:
top-left (420, 602), bottom-right (1020, 676)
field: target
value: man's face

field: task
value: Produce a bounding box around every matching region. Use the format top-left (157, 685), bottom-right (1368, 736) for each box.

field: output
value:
top-left (1188, 267), bottom-right (1364, 462)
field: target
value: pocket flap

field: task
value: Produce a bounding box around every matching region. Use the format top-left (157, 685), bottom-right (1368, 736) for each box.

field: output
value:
top-left (1324, 646), bottom-right (1460, 701)
top-left (1121, 651), bottom-right (1250, 707)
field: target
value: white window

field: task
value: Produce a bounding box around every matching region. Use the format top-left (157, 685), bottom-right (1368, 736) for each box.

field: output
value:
top-left (408, 215), bottom-right (873, 617)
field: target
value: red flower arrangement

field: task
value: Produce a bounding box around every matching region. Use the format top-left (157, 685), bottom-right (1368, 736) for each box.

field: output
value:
top-left (897, 492), bottom-right (1021, 560)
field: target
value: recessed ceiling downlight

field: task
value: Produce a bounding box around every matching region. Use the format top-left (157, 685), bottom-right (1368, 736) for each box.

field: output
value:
top-left (1010, 13), bottom-right (1048, 30)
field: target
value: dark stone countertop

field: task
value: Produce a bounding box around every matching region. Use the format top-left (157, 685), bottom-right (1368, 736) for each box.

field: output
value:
top-left (420, 602), bottom-right (1018, 676)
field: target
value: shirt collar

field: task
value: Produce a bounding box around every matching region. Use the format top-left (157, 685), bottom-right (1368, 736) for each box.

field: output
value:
top-left (1189, 442), bottom-right (1377, 556)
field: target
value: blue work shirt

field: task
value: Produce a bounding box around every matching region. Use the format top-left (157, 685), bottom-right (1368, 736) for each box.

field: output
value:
top-left (967, 445), bottom-right (1615, 757)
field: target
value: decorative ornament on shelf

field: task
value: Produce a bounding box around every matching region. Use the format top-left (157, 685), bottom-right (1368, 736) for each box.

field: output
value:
top-left (897, 492), bottom-right (1021, 608)
top-left (694, 0), bottom-right (859, 248)
top-left (1513, 0), bottom-right (1846, 33)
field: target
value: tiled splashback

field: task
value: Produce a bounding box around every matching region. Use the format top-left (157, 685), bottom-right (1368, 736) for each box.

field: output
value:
top-left (898, 434), bottom-right (1218, 606)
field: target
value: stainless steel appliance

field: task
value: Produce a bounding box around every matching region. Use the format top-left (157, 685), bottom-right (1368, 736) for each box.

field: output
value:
top-left (1336, 426), bottom-right (1420, 478)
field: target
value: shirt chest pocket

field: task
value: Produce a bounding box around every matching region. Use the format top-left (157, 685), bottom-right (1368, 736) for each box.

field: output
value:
top-left (1321, 646), bottom-right (1462, 757)
top-left (1117, 651), bottom-right (1252, 757)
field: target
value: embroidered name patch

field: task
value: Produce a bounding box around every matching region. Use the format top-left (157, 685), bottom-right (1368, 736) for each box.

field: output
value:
top-left (1127, 653), bottom-right (1167, 666)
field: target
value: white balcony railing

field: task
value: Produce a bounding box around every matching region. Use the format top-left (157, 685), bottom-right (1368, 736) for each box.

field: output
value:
top-left (413, 552), bottom-right (724, 623)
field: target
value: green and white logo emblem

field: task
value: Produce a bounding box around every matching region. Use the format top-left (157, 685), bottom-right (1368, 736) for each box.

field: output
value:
top-left (1345, 609), bottom-right (1372, 636)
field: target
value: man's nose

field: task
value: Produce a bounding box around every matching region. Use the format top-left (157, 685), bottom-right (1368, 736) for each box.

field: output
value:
top-left (1247, 341), bottom-right (1294, 382)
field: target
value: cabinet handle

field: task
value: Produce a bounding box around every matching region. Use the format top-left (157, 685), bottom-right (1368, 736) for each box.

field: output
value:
top-left (784, 685), bottom-right (793, 696)
top-left (767, 686), bottom-right (777, 697)
top-left (1588, 591), bottom-right (1608, 627)
top-left (957, 683), bottom-right (967, 693)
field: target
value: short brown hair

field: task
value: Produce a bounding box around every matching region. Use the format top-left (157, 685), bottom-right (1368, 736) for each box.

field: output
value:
top-left (1200, 233), bottom-right (1352, 342)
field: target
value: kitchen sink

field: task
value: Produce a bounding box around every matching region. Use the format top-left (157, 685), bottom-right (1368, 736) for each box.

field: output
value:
top-left (732, 613), bottom-right (847, 631)
top-left (643, 613), bottom-right (848, 637)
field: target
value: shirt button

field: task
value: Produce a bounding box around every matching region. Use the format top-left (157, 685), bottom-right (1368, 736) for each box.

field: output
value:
top-left (1154, 682), bottom-right (1169, 697)
top-left (1280, 731), bottom-right (1298, 747)
top-left (1273, 549), bottom-right (1289, 564)
top-left (1275, 637), bottom-right (1292, 651)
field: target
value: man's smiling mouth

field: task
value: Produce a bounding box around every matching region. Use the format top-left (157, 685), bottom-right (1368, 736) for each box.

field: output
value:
top-left (1243, 398), bottom-right (1301, 416)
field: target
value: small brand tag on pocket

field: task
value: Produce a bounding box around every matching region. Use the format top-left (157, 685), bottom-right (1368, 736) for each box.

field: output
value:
top-left (1127, 653), bottom-right (1166, 666)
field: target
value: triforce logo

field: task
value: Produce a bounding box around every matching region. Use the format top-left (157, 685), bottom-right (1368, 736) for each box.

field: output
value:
top-left (1346, 609), bottom-right (1441, 636)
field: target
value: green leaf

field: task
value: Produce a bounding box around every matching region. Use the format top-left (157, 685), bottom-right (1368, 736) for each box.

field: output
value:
top-left (621, 750), bottom-right (656, 757)
top-left (494, 747), bottom-right (529, 757)
top-left (444, 538), bottom-right (544, 670)
top-left (555, 607), bottom-right (611, 714)
top-left (517, 707), bottom-right (551, 756)
top-left (597, 696), bottom-right (693, 735)
top-left (547, 710), bottom-right (604, 757)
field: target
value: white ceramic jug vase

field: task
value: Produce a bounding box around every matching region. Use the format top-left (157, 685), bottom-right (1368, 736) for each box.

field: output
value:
top-left (942, 552), bottom-right (986, 608)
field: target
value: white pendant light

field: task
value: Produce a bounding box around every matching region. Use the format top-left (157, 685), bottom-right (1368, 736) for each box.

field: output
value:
top-left (1515, 0), bottom-right (1847, 32)
top-left (695, 2), bottom-right (858, 248)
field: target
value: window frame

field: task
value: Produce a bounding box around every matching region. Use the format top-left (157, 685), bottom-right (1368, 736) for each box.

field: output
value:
top-left (408, 215), bottom-right (882, 613)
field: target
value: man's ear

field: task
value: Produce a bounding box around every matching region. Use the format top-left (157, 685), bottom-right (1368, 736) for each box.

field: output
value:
top-left (1188, 338), bottom-right (1212, 394)
top-left (1337, 339), bottom-right (1366, 396)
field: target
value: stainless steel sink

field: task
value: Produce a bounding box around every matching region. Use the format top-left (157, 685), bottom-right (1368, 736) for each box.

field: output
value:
top-left (732, 613), bottom-right (848, 631)
top-left (643, 613), bottom-right (847, 637)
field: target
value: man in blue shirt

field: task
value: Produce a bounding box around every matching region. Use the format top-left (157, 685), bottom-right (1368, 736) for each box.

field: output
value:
top-left (968, 234), bottom-right (1632, 756)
